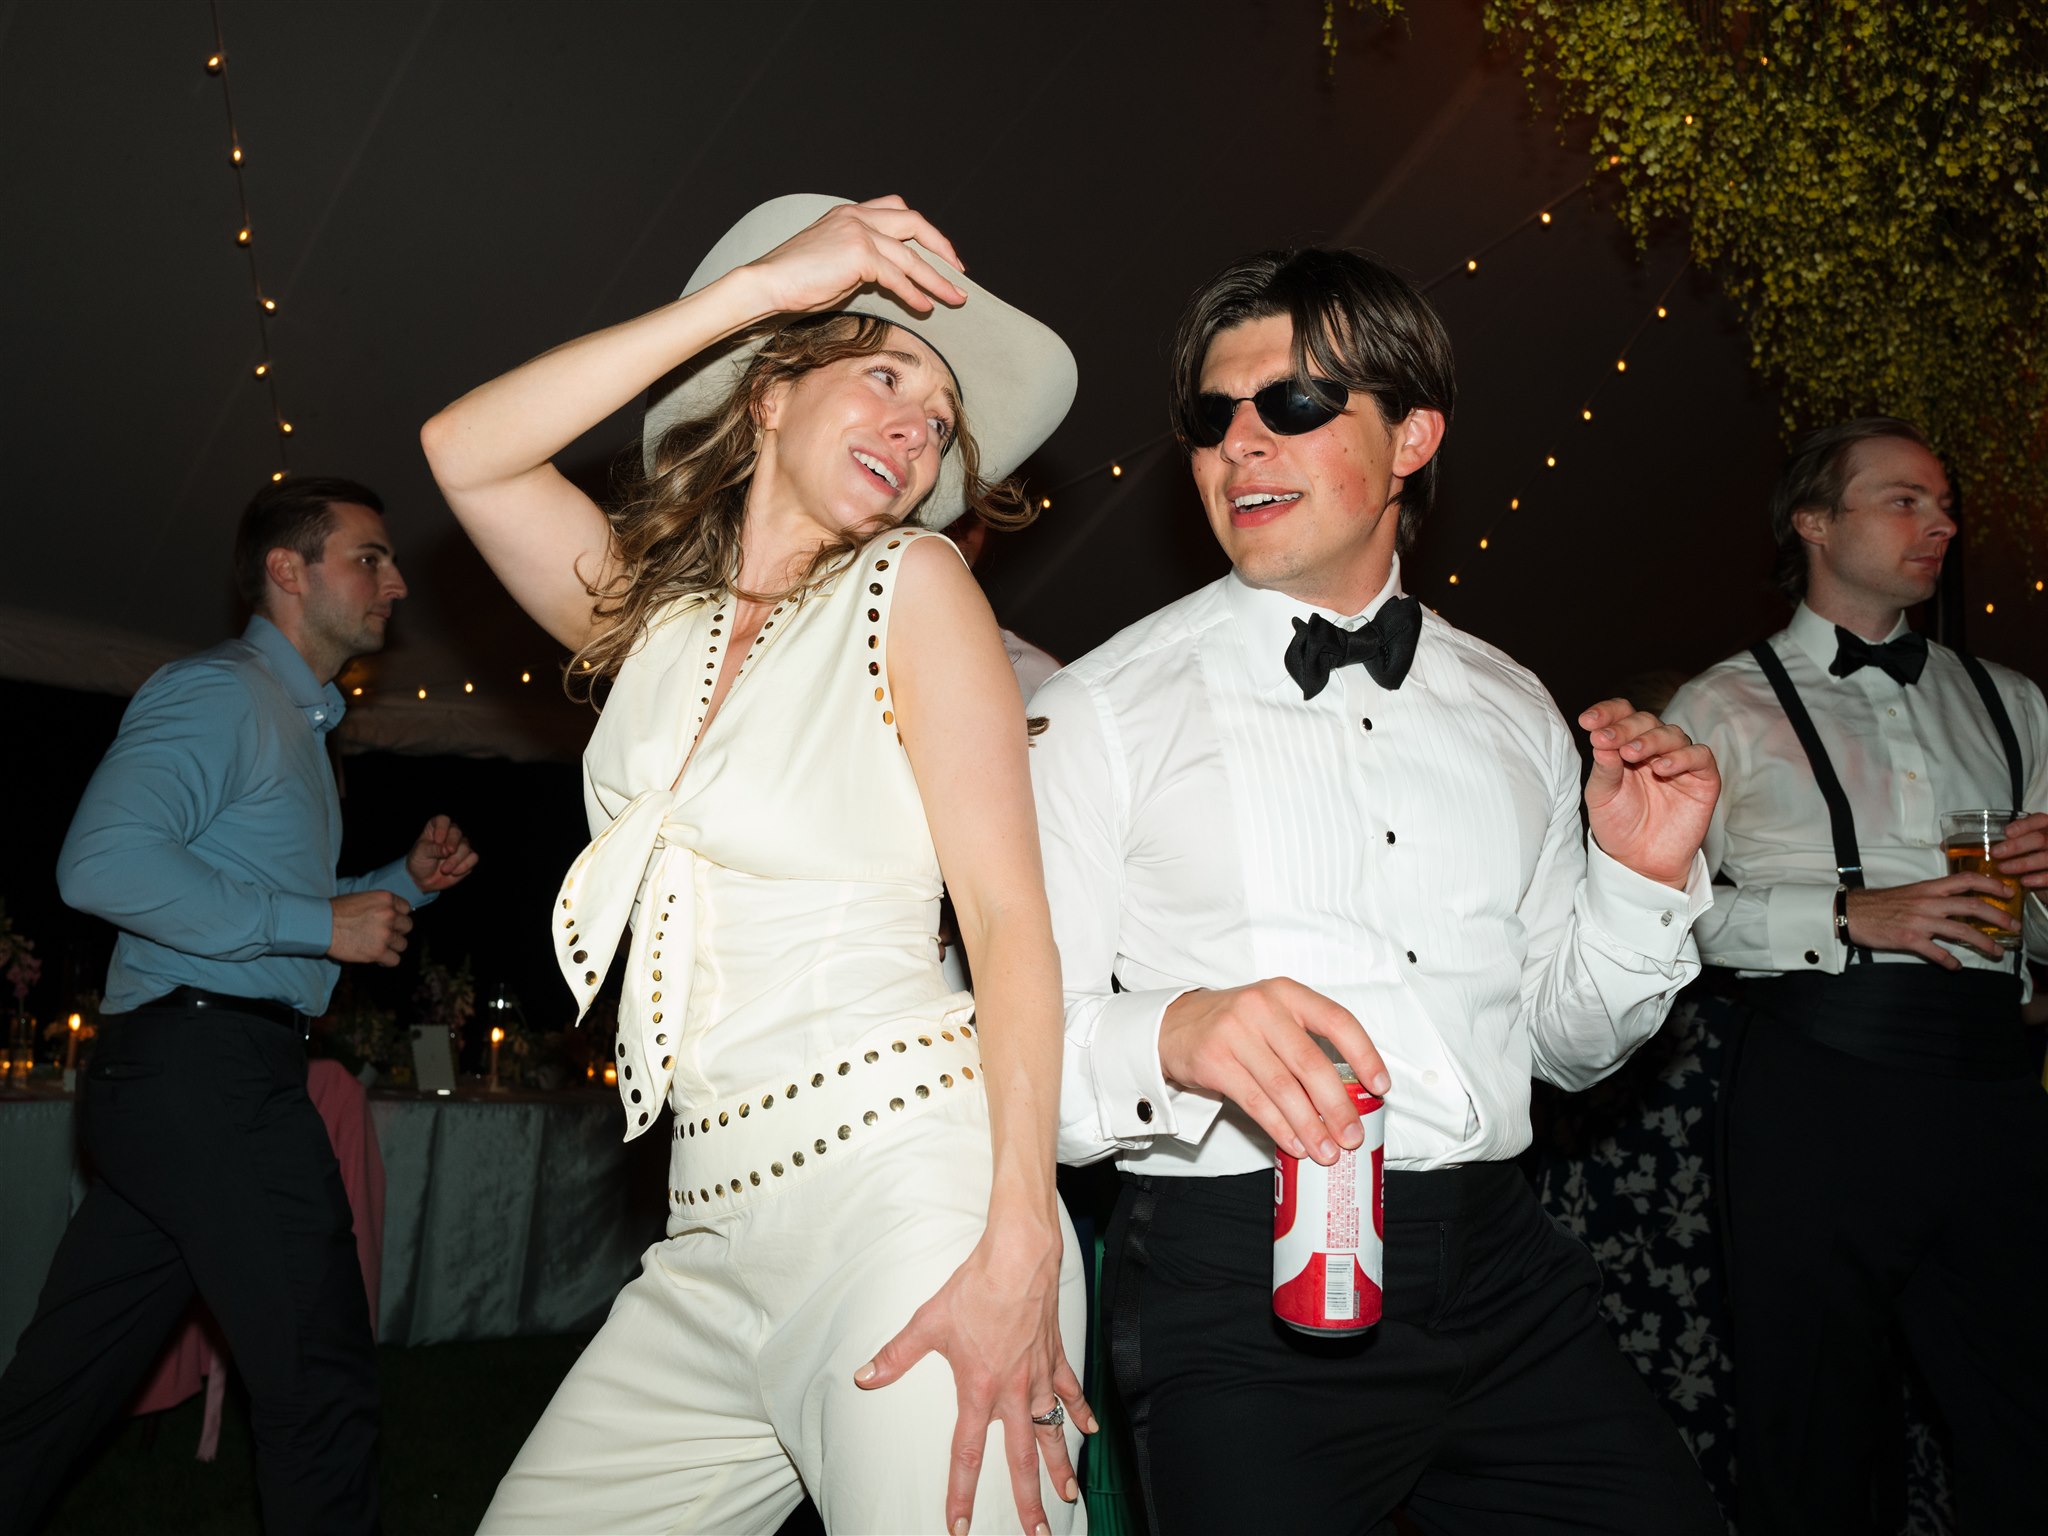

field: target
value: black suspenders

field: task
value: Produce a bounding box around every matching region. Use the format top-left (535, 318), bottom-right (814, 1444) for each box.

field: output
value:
top-left (1957, 653), bottom-right (2026, 814)
top-left (1750, 637), bottom-right (2028, 973)
top-left (1750, 642), bottom-right (1874, 965)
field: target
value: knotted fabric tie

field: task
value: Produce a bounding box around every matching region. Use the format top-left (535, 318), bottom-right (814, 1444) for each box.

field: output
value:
top-left (1284, 597), bottom-right (1423, 699)
top-left (1829, 626), bottom-right (1928, 686)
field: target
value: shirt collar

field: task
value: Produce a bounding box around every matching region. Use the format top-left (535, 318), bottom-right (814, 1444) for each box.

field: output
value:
top-left (244, 615), bottom-right (348, 736)
top-left (1786, 600), bottom-right (1912, 674)
top-left (1223, 557), bottom-right (1410, 697)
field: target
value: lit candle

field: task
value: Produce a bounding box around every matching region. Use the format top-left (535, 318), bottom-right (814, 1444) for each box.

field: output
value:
top-left (64, 1014), bottom-right (80, 1074)
top-left (603, 1064), bottom-right (617, 1087)
top-left (488, 1025), bottom-right (504, 1090)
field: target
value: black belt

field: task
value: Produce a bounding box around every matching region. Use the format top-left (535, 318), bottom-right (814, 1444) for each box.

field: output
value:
top-left (130, 986), bottom-right (307, 1033)
top-left (1744, 965), bottom-right (2028, 1079)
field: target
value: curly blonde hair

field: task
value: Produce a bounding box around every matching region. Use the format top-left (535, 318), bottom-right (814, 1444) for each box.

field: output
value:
top-left (569, 314), bottom-right (1032, 690)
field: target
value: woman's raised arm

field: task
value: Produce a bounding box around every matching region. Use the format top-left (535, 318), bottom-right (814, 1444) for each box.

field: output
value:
top-left (419, 197), bottom-right (967, 652)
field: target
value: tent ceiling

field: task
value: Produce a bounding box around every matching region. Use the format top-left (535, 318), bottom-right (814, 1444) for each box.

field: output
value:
top-left (5, 1), bottom-right (2034, 759)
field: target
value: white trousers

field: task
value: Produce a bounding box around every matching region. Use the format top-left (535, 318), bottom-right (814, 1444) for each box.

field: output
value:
top-left (480, 1087), bottom-right (1089, 1534)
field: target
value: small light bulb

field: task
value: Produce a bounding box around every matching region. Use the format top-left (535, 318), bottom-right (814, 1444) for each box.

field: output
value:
top-left (1111, 464), bottom-right (1123, 477)
top-left (1545, 454), bottom-right (1557, 468)
top-left (270, 470), bottom-right (285, 482)
top-left (235, 227), bottom-right (250, 246)
top-left (1984, 602), bottom-right (1995, 615)
top-left (1040, 496), bottom-right (1051, 510)
top-left (491, 1026), bottom-right (505, 1045)
top-left (278, 420), bottom-right (292, 435)
top-left (1581, 408), bottom-right (1593, 422)
top-left (253, 362), bottom-right (268, 378)
top-left (1615, 359), bottom-right (1627, 372)
top-left (2036, 580), bottom-right (2044, 592)
top-left (1540, 211), bottom-right (1552, 225)
top-left (463, 681), bottom-right (474, 694)
top-left (1448, 573), bottom-right (1460, 585)
top-left (351, 686), bottom-right (363, 696)
top-left (417, 687), bottom-right (427, 700)
top-left (230, 145), bottom-right (243, 164)
top-left (1509, 498), bottom-right (1520, 511)
top-left (261, 297), bottom-right (276, 312)
top-left (520, 670), bottom-right (532, 683)
top-left (1656, 306), bottom-right (1668, 319)
top-left (1608, 154), bottom-right (1621, 165)
top-left (205, 53), bottom-right (223, 73)
top-left (1684, 114), bottom-right (1694, 125)
top-left (1466, 258), bottom-right (1478, 273)
top-left (1479, 538), bottom-right (1489, 550)
top-left (580, 660), bottom-right (592, 671)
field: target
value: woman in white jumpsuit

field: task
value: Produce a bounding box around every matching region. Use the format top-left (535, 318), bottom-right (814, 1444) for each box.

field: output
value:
top-left (423, 195), bottom-right (1091, 1534)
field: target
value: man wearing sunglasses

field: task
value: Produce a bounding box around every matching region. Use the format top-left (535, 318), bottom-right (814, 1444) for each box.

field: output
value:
top-left (1030, 247), bottom-right (1726, 1533)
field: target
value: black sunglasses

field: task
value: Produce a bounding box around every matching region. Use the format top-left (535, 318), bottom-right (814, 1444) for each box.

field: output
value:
top-left (1187, 378), bottom-right (1351, 448)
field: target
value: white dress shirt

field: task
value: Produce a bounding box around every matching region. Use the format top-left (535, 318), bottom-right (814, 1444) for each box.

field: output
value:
top-left (1666, 601), bottom-right (2046, 981)
top-left (1030, 559), bottom-right (1711, 1175)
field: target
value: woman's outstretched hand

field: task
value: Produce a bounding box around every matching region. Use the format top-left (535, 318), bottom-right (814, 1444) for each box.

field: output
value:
top-left (736, 195), bottom-right (969, 319)
top-left (855, 1218), bottom-right (1094, 1535)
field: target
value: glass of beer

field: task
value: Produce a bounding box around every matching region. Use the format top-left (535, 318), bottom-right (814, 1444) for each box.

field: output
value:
top-left (1939, 809), bottom-right (2025, 950)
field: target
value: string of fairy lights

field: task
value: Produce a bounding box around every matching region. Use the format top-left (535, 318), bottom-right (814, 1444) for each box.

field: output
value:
top-left (194, 93), bottom-right (2032, 707)
top-left (204, 2), bottom-right (291, 484)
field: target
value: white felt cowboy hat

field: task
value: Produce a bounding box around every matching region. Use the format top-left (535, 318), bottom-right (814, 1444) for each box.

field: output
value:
top-left (642, 193), bottom-right (1078, 528)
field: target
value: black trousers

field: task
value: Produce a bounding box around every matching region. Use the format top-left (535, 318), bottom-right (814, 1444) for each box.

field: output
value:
top-left (0, 1002), bottom-right (380, 1535)
top-left (1104, 1162), bottom-right (1724, 1535)
top-left (1722, 1016), bottom-right (2048, 1535)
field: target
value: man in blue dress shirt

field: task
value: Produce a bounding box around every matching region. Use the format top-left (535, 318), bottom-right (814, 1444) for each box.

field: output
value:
top-left (0, 476), bottom-right (477, 1536)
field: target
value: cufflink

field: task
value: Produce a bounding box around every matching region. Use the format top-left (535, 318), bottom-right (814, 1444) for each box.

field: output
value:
top-left (1659, 910), bottom-right (1674, 927)
top-left (1135, 1097), bottom-right (1154, 1125)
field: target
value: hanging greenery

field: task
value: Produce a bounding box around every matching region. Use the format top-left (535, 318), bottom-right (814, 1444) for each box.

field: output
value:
top-left (1327, 2), bottom-right (2047, 538)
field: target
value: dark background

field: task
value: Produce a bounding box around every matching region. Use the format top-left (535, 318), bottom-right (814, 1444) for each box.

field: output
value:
top-left (2, 0), bottom-right (2039, 1025)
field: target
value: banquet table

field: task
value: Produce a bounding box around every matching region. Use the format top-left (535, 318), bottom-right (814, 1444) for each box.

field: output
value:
top-left (0, 1075), bottom-right (669, 1375)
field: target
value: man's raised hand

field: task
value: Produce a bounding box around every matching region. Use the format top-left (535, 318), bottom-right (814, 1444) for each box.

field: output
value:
top-left (1577, 698), bottom-right (1719, 891)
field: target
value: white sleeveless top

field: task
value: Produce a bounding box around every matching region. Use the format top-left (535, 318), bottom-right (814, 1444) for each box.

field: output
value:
top-left (552, 528), bottom-right (972, 1140)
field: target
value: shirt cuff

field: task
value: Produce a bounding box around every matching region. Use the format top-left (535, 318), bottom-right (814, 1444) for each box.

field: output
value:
top-left (371, 857), bottom-right (435, 909)
top-left (1765, 882), bottom-right (1847, 974)
top-left (1582, 842), bottom-right (1712, 963)
top-left (271, 892), bottom-right (334, 958)
top-left (1089, 986), bottom-right (1222, 1146)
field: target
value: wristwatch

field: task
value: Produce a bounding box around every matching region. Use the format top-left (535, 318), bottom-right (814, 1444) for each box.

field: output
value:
top-left (1832, 882), bottom-right (1851, 945)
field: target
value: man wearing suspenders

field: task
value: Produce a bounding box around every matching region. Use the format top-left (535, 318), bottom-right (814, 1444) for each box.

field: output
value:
top-left (1667, 417), bottom-right (2048, 1534)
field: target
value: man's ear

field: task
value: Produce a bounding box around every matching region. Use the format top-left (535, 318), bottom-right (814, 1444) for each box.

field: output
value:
top-left (1791, 503), bottom-right (1832, 552)
top-left (1391, 409), bottom-right (1446, 479)
top-left (264, 545), bottom-right (306, 600)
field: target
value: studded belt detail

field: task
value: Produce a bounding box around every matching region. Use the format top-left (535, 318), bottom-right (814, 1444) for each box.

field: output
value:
top-left (667, 1019), bottom-right (982, 1217)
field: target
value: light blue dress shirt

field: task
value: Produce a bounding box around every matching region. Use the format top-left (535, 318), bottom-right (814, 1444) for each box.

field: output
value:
top-left (57, 616), bottom-right (429, 1015)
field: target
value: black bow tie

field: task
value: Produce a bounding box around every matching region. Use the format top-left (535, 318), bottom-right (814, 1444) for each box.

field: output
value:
top-left (1284, 598), bottom-right (1423, 699)
top-left (1830, 626), bottom-right (1928, 686)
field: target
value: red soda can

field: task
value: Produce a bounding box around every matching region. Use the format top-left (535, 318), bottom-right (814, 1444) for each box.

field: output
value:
top-left (1273, 1063), bottom-right (1385, 1335)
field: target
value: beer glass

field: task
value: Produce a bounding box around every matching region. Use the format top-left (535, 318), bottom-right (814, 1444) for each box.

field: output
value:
top-left (1939, 809), bottom-right (2025, 951)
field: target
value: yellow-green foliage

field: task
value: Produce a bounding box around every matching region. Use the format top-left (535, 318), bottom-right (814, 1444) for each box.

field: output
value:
top-left (1332, 2), bottom-right (2047, 536)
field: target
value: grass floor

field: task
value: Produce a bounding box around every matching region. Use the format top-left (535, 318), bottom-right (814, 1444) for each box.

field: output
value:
top-left (37, 1334), bottom-right (827, 1535)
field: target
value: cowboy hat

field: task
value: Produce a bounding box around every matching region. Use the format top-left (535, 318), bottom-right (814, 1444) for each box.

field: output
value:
top-left (642, 193), bottom-right (1077, 527)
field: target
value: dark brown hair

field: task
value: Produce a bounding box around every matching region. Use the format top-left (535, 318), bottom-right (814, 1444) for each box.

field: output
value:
top-left (1768, 417), bottom-right (1933, 599)
top-left (1167, 247), bottom-right (1456, 552)
top-left (233, 475), bottom-right (384, 610)
top-left (571, 314), bottom-right (1030, 688)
